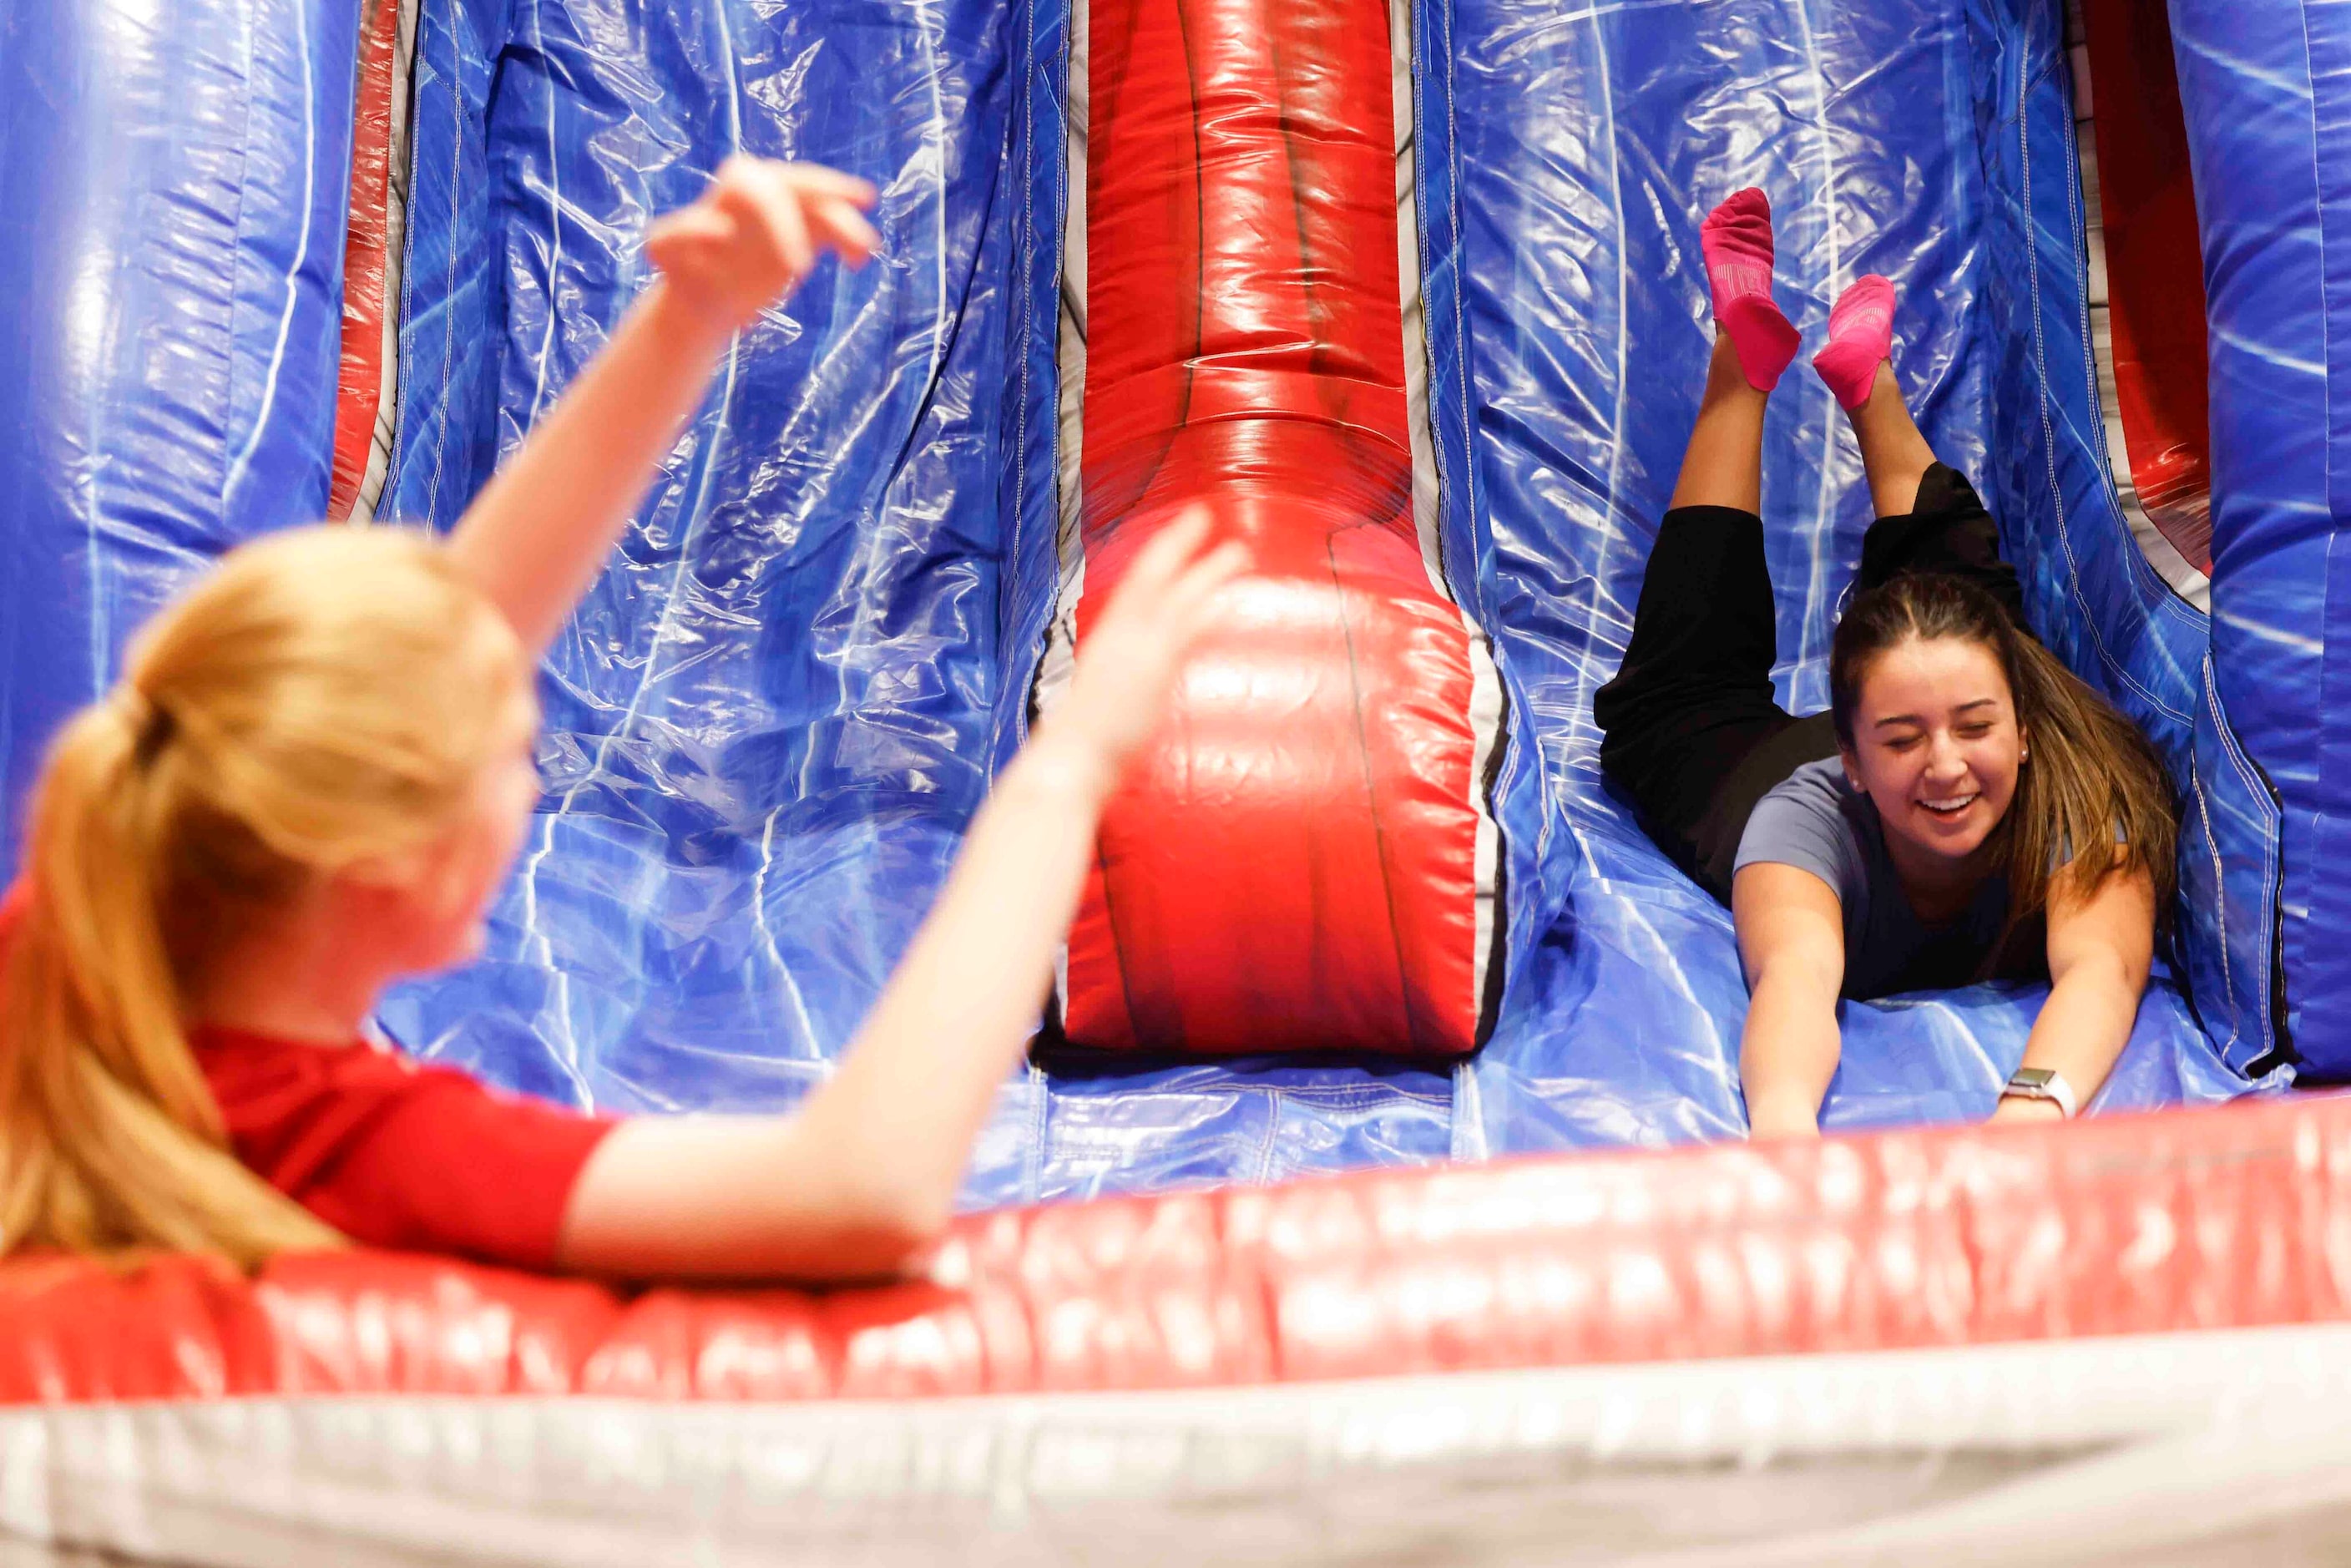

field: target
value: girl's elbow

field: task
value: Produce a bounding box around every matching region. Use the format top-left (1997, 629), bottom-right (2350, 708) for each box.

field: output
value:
top-left (1752, 948), bottom-right (1843, 1003)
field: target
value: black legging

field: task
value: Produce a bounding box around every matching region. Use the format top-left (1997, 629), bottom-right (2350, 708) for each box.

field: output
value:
top-left (1594, 463), bottom-right (2029, 903)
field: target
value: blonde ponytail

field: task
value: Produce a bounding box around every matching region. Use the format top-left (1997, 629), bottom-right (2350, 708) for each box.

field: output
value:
top-left (0, 527), bottom-right (530, 1268)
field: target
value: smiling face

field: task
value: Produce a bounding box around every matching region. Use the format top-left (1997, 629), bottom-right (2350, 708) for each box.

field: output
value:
top-left (1839, 633), bottom-right (2025, 872)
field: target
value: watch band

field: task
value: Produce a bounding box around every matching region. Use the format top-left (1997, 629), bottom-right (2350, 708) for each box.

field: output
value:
top-left (2000, 1066), bottom-right (2078, 1119)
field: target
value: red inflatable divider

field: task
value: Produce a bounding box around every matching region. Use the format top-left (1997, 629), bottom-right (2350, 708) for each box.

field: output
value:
top-left (1060, 0), bottom-right (1489, 1057)
top-left (8, 1093), bottom-right (2346, 1406)
top-left (326, 0), bottom-right (402, 521)
top-left (2080, 0), bottom-right (2213, 574)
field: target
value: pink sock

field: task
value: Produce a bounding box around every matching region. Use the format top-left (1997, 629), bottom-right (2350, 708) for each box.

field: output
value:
top-left (1813, 275), bottom-right (1897, 410)
top-left (1701, 188), bottom-right (1800, 392)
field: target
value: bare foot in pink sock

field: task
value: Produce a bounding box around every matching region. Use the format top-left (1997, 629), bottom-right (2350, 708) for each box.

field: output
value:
top-left (1813, 275), bottom-right (1896, 410)
top-left (1701, 188), bottom-right (1801, 392)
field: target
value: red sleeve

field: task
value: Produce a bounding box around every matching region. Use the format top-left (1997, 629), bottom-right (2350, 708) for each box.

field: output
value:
top-left (197, 1031), bottom-right (619, 1271)
top-left (0, 878), bottom-right (28, 953)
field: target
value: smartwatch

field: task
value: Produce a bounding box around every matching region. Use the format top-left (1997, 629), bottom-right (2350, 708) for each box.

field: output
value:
top-left (2000, 1066), bottom-right (2078, 1120)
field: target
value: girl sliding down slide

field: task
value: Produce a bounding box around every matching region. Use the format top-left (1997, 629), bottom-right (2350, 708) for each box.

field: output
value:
top-left (1595, 189), bottom-right (2177, 1141)
top-left (0, 159), bottom-right (1246, 1279)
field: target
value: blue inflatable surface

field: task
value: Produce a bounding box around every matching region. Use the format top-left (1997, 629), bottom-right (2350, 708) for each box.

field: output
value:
top-left (361, 0), bottom-right (2283, 1200)
top-left (1403, 0), bottom-right (2285, 1150)
top-left (0, 0), bottom-right (361, 867)
top-left (0, 0), bottom-right (2296, 1205)
top-left (376, 0), bottom-right (1025, 1143)
top-left (2170, 0), bottom-right (2349, 1073)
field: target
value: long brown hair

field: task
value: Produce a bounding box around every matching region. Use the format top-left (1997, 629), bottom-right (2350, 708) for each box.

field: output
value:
top-left (1828, 572), bottom-right (2177, 938)
top-left (0, 528), bottom-right (529, 1268)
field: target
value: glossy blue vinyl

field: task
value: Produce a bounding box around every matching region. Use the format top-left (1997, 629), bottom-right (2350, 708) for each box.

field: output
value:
top-left (2168, 0), bottom-right (2350, 1074)
top-left (0, 0), bottom-right (2289, 1209)
top-left (383, 0), bottom-right (2288, 1186)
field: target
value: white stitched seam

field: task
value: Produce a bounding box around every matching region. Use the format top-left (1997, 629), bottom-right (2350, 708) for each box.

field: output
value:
top-left (2017, 46), bottom-right (2192, 728)
top-left (423, 14), bottom-right (461, 520)
top-left (523, 0), bottom-right (566, 424)
top-left (224, 0), bottom-right (321, 503)
top-left (1792, 0), bottom-right (1842, 713)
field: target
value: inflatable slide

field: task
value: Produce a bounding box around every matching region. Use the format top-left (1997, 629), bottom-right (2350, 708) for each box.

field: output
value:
top-left (6, 0), bottom-right (2351, 1557)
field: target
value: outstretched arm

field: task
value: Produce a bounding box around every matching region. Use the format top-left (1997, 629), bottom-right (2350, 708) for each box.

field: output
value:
top-left (443, 157), bottom-right (880, 656)
top-left (1990, 865), bottom-right (2155, 1126)
top-left (554, 515), bottom-right (1249, 1282)
top-left (1733, 862), bottom-right (1848, 1139)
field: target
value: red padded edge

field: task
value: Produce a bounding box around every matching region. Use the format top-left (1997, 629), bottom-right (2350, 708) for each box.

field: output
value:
top-left (2081, 0), bottom-right (2212, 574)
top-left (326, 0), bottom-right (400, 521)
top-left (1062, 0), bottom-right (1485, 1057)
top-left (6, 1095), bottom-right (2344, 1405)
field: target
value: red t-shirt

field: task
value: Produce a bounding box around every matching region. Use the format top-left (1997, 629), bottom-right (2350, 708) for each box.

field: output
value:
top-left (192, 1028), bottom-right (616, 1267)
top-left (0, 881), bottom-right (616, 1269)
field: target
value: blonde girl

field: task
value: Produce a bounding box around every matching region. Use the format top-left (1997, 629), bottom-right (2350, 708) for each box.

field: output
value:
top-left (0, 158), bottom-right (1246, 1279)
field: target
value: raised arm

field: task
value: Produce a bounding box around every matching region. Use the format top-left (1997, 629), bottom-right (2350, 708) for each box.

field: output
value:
top-left (443, 157), bottom-right (879, 656)
top-left (554, 515), bottom-right (1249, 1282)
top-left (1990, 864), bottom-right (2155, 1126)
top-left (1732, 862), bottom-right (1848, 1139)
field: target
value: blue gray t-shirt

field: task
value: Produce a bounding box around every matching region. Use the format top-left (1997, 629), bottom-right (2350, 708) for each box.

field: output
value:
top-left (1732, 756), bottom-right (2026, 999)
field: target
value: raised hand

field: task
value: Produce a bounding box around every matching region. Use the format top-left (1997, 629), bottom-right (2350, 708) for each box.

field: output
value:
top-left (445, 159), bottom-right (877, 655)
top-left (559, 509), bottom-right (1249, 1284)
top-left (645, 155), bottom-right (881, 334)
top-left (1046, 508), bottom-right (1251, 781)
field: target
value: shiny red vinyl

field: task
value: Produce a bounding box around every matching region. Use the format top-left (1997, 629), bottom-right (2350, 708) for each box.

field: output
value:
top-left (327, 0), bottom-right (401, 521)
top-left (5, 1096), bottom-right (2348, 1405)
top-left (2080, 0), bottom-right (2212, 573)
top-left (1063, 0), bottom-right (1487, 1056)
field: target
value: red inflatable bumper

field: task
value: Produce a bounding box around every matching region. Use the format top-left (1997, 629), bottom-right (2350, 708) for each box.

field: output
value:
top-left (1054, 0), bottom-right (1493, 1058)
top-left (8, 1094), bottom-right (2345, 1405)
top-left (15, 1098), bottom-right (2345, 1561)
top-left (2080, 0), bottom-right (2213, 571)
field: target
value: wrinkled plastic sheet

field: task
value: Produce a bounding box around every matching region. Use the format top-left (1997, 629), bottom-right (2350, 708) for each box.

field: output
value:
top-left (2170, 0), bottom-right (2350, 1073)
top-left (378, 0), bottom-right (1464, 1201)
top-left (376, 0), bottom-right (1019, 1137)
top-left (383, 0), bottom-right (2278, 1201)
top-left (0, 0), bottom-right (361, 868)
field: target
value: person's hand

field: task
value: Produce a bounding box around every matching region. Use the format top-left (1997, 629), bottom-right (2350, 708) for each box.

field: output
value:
top-left (1041, 507), bottom-right (1251, 787)
top-left (646, 156), bottom-right (880, 333)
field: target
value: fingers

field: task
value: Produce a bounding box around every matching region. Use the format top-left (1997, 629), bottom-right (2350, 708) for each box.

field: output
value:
top-left (715, 156), bottom-right (882, 269)
top-left (1088, 511), bottom-right (1248, 666)
top-left (1166, 541), bottom-right (1251, 618)
top-left (1052, 514), bottom-right (1248, 770)
top-left (646, 205), bottom-right (731, 250)
top-left (1115, 506), bottom-right (1215, 596)
top-left (1155, 541), bottom-right (1251, 646)
top-left (717, 177), bottom-right (811, 282)
top-left (654, 159), bottom-right (887, 331)
top-left (644, 205), bottom-right (732, 279)
top-left (806, 196), bottom-right (882, 267)
top-left (769, 183), bottom-right (816, 281)
top-left (765, 165), bottom-right (881, 265)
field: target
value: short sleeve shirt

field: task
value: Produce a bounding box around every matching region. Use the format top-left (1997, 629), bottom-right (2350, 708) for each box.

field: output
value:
top-left (193, 1027), bottom-right (617, 1268)
top-left (0, 878), bottom-right (615, 1269)
top-left (1732, 757), bottom-right (2030, 999)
